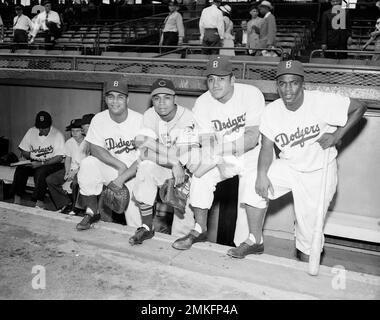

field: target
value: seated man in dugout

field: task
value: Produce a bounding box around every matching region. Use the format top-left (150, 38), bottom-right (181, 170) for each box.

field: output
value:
top-left (46, 114), bottom-right (94, 215)
top-left (11, 111), bottom-right (65, 208)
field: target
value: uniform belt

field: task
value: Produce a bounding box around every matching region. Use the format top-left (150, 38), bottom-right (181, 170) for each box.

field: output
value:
top-left (205, 28), bottom-right (218, 30)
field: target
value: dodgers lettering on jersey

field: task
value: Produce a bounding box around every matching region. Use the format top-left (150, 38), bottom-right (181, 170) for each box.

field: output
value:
top-left (211, 113), bottom-right (246, 136)
top-left (30, 145), bottom-right (54, 158)
top-left (274, 124), bottom-right (320, 148)
top-left (105, 137), bottom-right (136, 154)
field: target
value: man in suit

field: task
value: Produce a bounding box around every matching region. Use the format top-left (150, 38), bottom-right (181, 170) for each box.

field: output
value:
top-left (235, 20), bottom-right (249, 55)
top-left (257, 1), bottom-right (276, 51)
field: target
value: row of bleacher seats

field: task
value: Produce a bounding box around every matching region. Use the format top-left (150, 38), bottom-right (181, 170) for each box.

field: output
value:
top-left (0, 49), bottom-right (82, 56)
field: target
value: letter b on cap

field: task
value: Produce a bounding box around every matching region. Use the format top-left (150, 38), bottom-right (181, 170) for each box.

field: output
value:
top-left (213, 61), bottom-right (219, 68)
top-left (285, 61), bottom-right (292, 69)
top-left (113, 81), bottom-right (119, 87)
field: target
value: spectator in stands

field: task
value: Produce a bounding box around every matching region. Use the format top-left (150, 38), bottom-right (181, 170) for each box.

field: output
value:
top-left (29, 0), bottom-right (62, 45)
top-left (46, 118), bottom-right (84, 214)
top-left (257, 1), bottom-right (277, 53)
top-left (219, 5), bottom-right (234, 56)
top-left (159, 0), bottom-right (185, 47)
top-left (362, 17), bottom-right (380, 61)
top-left (11, 111), bottom-right (65, 209)
top-left (320, 0), bottom-right (352, 59)
top-left (13, 5), bottom-right (34, 46)
top-left (199, 0), bottom-right (224, 54)
top-left (247, 6), bottom-right (263, 53)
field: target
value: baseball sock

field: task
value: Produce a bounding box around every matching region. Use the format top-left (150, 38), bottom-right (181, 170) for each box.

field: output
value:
top-left (139, 203), bottom-right (153, 231)
top-left (14, 195), bottom-right (21, 205)
top-left (193, 208), bottom-right (208, 233)
top-left (246, 205), bottom-right (267, 245)
top-left (82, 195), bottom-right (98, 216)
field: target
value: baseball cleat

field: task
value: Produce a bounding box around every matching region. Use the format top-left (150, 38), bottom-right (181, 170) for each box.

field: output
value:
top-left (172, 230), bottom-right (208, 250)
top-left (227, 242), bottom-right (264, 259)
top-left (76, 213), bottom-right (101, 231)
top-left (129, 227), bottom-right (155, 245)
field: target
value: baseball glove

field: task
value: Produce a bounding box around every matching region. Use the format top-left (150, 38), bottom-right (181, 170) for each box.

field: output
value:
top-left (159, 176), bottom-right (190, 215)
top-left (102, 181), bottom-right (130, 214)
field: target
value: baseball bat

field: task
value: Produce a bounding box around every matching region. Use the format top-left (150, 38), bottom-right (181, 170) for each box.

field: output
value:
top-left (308, 147), bottom-right (330, 276)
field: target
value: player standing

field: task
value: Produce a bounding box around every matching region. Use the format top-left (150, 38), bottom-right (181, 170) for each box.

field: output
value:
top-left (254, 60), bottom-right (367, 261)
top-left (76, 80), bottom-right (142, 231)
top-left (130, 78), bottom-right (196, 245)
top-left (172, 55), bottom-right (267, 257)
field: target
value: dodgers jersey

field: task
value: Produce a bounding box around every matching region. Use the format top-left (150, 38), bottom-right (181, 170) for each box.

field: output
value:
top-left (19, 126), bottom-right (65, 161)
top-left (85, 109), bottom-right (142, 167)
top-left (193, 83), bottom-right (265, 159)
top-left (260, 90), bottom-right (350, 172)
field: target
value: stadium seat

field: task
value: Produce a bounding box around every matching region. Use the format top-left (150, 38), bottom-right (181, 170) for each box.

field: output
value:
top-left (101, 51), bottom-right (121, 57)
top-left (231, 55), bottom-right (255, 61)
top-left (367, 59), bottom-right (380, 67)
top-left (62, 51), bottom-right (82, 56)
top-left (309, 57), bottom-right (337, 65)
top-left (186, 54), bottom-right (208, 59)
top-left (159, 53), bottom-right (182, 59)
top-left (30, 50), bottom-right (47, 55)
top-left (337, 59), bottom-right (367, 66)
top-left (14, 49), bottom-right (30, 54)
top-left (252, 56), bottom-right (281, 62)
top-left (120, 52), bottom-right (140, 57)
top-left (139, 52), bottom-right (158, 58)
top-left (0, 49), bottom-right (12, 54)
top-left (47, 50), bottom-right (64, 55)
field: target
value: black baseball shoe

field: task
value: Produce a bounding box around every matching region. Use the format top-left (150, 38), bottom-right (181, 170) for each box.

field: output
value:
top-left (129, 227), bottom-right (155, 245)
top-left (227, 242), bottom-right (264, 259)
top-left (60, 204), bottom-right (73, 215)
top-left (295, 249), bottom-right (325, 263)
top-left (76, 213), bottom-right (101, 231)
top-left (172, 230), bottom-right (208, 250)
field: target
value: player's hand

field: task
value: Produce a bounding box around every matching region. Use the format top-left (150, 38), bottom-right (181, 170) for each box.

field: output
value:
top-left (172, 162), bottom-right (185, 186)
top-left (255, 174), bottom-right (274, 200)
top-left (31, 161), bottom-right (43, 169)
top-left (65, 170), bottom-right (77, 181)
top-left (316, 132), bottom-right (340, 149)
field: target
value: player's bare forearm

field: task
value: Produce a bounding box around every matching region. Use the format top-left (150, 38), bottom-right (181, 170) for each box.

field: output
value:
top-left (64, 156), bottom-right (71, 174)
top-left (216, 126), bottom-right (260, 157)
top-left (255, 135), bottom-right (275, 200)
top-left (136, 135), bottom-right (179, 167)
top-left (115, 160), bottom-right (138, 185)
top-left (90, 143), bottom-right (127, 171)
top-left (317, 99), bottom-right (367, 149)
top-left (257, 135), bottom-right (274, 177)
top-left (44, 155), bottom-right (64, 165)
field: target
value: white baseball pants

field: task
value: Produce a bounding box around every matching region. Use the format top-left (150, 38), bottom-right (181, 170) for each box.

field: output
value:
top-left (77, 156), bottom-right (141, 227)
top-left (133, 160), bottom-right (195, 237)
top-left (265, 159), bottom-right (338, 255)
top-left (189, 153), bottom-right (267, 245)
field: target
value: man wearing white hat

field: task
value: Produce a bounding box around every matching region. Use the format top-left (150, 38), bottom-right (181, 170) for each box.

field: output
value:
top-left (258, 1), bottom-right (277, 50)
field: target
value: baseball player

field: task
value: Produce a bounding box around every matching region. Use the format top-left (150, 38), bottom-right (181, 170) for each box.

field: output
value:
top-left (11, 111), bottom-right (65, 209)
top-left (172, 55), bottom-right (267, 257)
top-left (130, 78), bottom-right (196, 245)
top-left (76, 80), bottom-right (142, 231)
top-left (254, 60), bottom-right (367, 261)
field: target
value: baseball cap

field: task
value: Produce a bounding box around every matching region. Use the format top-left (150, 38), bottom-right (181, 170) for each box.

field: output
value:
top-left (66, 118), bottom-right (82, 131)
top-left (259, 1), bottom-right (273, 9)
top-left (43, 0), bottom-right (52, 6)
top-left (204, 55), bottom-right (233, 77)
top-left (35, 111), bottom-right (52, 129)
top-left (151, 78), bottom-right (176, 96)
top-left (220, 5), bottom-right (232, 14)
top-left (81, 113), bottom-right (95, 126)
top-left (276, 60), bottom-right (304, 78)
top-left (105, 80), bottom-right (128, 96)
